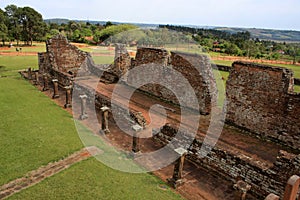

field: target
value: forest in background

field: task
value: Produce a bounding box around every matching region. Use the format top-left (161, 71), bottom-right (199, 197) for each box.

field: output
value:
top-left (0, 4), bottom-right (299, 63)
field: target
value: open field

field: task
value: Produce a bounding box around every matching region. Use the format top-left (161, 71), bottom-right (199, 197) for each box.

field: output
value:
top-left (0, 56), bottom-right (38, 76)
top-left (0, 79), bottom-right (83, 186)
top-left (0, 76), bottom-right (83, 185)
top-left (0, 42), bottom-right (46, 53)
top-left (8, 158), bottom-right (183, 200)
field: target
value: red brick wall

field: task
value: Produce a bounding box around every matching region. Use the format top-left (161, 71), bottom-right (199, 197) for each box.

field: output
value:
top-left (226, 61), bottom-right (300, 149)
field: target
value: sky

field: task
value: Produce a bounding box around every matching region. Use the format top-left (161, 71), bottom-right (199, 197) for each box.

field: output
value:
top-left (0, 0), bottom-right (299, 31)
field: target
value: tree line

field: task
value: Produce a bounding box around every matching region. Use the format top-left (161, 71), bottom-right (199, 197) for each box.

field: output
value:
top-left (160, 25), bottom-right (300, 63)
top-left (0, 5), bottom-right (46, 46)
top-left (0, 4), bottom-right (137, 46)
top-left (0, 4), bottom-right (299, 63)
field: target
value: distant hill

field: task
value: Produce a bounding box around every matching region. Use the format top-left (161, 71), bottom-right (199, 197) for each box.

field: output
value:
top-left (44, 18), bottom-right (300, 42)
top-left (214, 27), bottom-right (300, 42)
top-left (44, 18), bottom-right (158, 28)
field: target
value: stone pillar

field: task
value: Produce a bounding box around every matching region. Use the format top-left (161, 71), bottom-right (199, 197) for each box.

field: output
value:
top-left (132, 124), bottom-right (143, 153)
top-left (28, 67), bottom-right (32, 80)
top-left (234, 180), bottom-right (251, 200)
top-left (101, 106), bottom-right (110, 134)
top-left (52, 79), bottom-right (60, 99)
top-left (34, 71), bottom-right (39, 85)
top-left (42, 74), bottom-right (49, 91)
top-left (79, 95), bottom-right (88, 120)
top-left (167, 148), bottom-right (187, 189)
top-left (64, 86), bottom-right (72, 108)
top-left (265, 194), bottom-right (280, 200)
top-left (283, 175), bottom-right (300, 200)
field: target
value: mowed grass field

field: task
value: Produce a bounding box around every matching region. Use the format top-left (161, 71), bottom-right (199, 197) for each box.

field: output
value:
top-left (9, 158), bottom-right (183, 200)
top-left (0, 54), bottom-right (184, 200)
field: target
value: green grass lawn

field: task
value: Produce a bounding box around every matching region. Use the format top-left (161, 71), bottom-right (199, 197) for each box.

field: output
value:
top-left (295, 85), bottom-right (300, 93)
top-left (0, 55), bottom-right (39, 76)
top-left (8, 158), bottom-right (184, 200)
top-left (212, 60), bottom-right (233, 67)
top-left (92, 55), bottom-right (114, 64)
top-left (0, 77), bottom-right (83, 185)
top-left (0, 42), bottom-right (46, 53)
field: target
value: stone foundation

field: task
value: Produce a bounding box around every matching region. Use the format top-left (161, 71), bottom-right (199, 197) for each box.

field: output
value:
top-left (153, 124), bottom-right (300, 198)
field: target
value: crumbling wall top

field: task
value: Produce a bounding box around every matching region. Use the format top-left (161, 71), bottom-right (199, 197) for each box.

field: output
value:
top-left (134, 47), bottom-right (169, 66)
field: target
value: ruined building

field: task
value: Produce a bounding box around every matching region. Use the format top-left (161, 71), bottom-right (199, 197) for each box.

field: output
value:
top-left (39, 35), bottom-right (217, 115)
top-left (37, 35), bottom-right (300, 199)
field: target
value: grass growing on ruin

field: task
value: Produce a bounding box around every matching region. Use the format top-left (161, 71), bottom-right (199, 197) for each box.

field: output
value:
top-left (0, 77), bottom-right (83, 185)
top-left (8, 158), bottom-right (184, 200)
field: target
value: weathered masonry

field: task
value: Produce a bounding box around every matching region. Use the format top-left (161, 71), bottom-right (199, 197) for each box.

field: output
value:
top-left (123, 47), bottom-right (217, 115)
top-left (153, 124), bottom-right (300, 199)
top-left (38, 35), bottom-right (217, 115)
top-left (226, 61), bottom-right (300, 150)
top-left (38, 35), bottom-right (90, 86)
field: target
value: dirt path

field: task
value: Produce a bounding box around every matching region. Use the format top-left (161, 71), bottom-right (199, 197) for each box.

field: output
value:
top-left (76, 78), bottom-right (281, 165)
top-left (0, 147), bottom-right (102, 200)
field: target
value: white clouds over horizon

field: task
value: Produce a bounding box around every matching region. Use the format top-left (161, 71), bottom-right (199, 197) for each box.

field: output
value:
top-left (0, 0), bottom-right (299, 30)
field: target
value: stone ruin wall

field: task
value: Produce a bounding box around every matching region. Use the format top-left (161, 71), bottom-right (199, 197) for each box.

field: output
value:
top-left (43, 34), bottom-right (88, 74)
top-left (170, 52), bottom-right (217, 114)
top-left (226, 61), bottom-right (300, 150)
top-left (38, 35), bottom-right (119, 86)
top-left (122, 47), bottom-right (217, 114)
top-left (153, 124), bottom-right (300, 198)
top-left (109, 44), bottom-right (132, 78)
top-left (132, 47), bottom-right (169, 67)
top-left (38, 35), bottom-right (89, 86)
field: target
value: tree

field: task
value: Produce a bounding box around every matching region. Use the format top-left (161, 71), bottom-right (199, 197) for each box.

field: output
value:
top-left (94, 24), bottom-right (137, 43)
top-left (0, 8), bottom-right (8, 45)
top-left (104, 21), bottom-right (113, 28)
top-left (46, 29), bottom-right (60, 39)
top-left (20, 6), bottom-right (47, 45)
top-left (5, 4), bottom-right (22, 46)
top-left (5, 5), bottom-right (46, 45)
top-left (287, 46), bottom-right (300, 64)
top-left (224, 42), bottom-right (242, 55)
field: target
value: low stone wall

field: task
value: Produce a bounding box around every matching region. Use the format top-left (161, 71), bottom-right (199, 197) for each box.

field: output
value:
top-left (215, 64), bottom-right (231, 72)
top-left (153, 124), bottom-right (300, 198)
